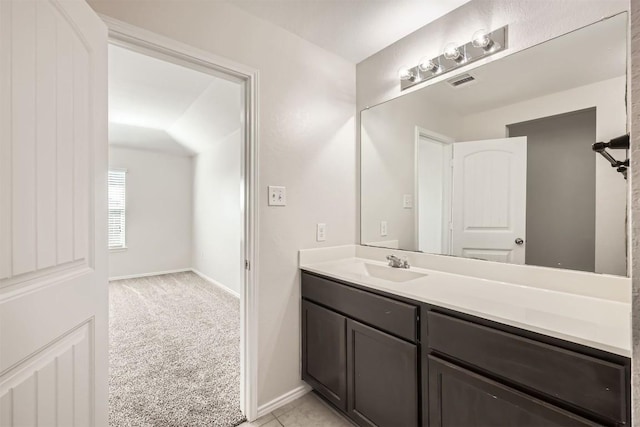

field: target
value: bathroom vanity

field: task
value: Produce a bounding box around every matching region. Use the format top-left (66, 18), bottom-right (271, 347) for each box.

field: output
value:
top-left (300, 257), bottom-right (631, 427)
top-left (302, 266), bottom-right (630, 427)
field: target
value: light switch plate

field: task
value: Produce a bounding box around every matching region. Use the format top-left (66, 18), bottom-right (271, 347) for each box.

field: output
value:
top-left (380, 221), bottom-right (388, 237)
top-left (268, 186), bottom-right (286, 206)
top-left (403, 194), bottom-right (413, 209)
top-left (317, 223), bottom-right (327, 242)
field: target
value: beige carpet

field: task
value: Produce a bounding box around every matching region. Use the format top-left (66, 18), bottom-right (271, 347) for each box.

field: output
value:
top-left (109, 271), bottom-right (245, 427)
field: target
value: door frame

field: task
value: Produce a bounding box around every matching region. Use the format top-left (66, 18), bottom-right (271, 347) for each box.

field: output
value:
top-left (414, 126), bottom-right (454, 254)
top-left (101, 16), bottom-right (260, 421)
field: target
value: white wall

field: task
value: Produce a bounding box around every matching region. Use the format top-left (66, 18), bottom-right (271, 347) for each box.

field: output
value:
top-left (192, 130), bottom-right (242, 295)
top-left (90, 0), bottom-right (357, 407)
top-left (108, 147), bottom-right (193, 278)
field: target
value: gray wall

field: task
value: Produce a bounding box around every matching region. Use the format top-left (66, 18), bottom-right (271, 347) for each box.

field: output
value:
top-left (508, 108), bottom-right (596, 272)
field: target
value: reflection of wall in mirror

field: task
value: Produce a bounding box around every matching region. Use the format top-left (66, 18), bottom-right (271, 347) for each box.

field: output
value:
top-left (361, 94), bottom-right (460, 251)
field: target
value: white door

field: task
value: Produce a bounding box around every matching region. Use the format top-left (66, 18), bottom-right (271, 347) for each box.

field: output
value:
top-left (416, 135), bottom-right (452, 254)
top-left (451, 137), bottom-right (527, 264)
top-left (1, 1), bottom-right (108, 425)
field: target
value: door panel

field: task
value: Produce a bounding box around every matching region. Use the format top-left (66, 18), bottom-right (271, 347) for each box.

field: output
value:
top-left (1, 324), bottom-right (92, 426)
top-left (428, 357), bottom-right (600, 427)
top-left (451, 137), bottom-right (527, 264)
top-left (347, 319), bottom-right (419, 427)
top-left (302, 300), bottom-right (348, 410)
top-left (416, 136), bottom-right (452, 254)
top-left (2, 0), bottom-right (92, 282)
top-left (0, 0), bottom-right (108, 425)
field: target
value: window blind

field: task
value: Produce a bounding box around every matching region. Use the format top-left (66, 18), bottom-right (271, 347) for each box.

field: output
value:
top-left (108, 170), bottom-right (126, 249)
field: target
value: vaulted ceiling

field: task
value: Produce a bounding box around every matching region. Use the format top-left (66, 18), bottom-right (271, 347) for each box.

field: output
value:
top-left (108, 45), bottom-right (242, 156)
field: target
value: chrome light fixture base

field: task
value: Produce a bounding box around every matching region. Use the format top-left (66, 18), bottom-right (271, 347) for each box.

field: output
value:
top-left (400, 26), bottom-right (508, 91)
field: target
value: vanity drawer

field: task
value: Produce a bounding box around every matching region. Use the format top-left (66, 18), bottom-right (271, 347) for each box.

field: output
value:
top-left (427, 311), bottom-right (627, 424)
top-left (301, 272), bottom-right (418, 342)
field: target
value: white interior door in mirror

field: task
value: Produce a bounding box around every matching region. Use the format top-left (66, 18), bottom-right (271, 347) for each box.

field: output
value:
top-left (416, 135), bottom-right (452, 254)
top-left (451, 137), bottom-right (527, 264)
top-left (0, 0), bottom-right (108, 425)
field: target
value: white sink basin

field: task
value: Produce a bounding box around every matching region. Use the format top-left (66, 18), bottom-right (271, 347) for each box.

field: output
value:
top-left (336, 261), bottom-right (427, 283)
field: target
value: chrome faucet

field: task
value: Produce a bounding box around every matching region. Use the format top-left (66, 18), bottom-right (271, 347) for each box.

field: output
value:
top-left (386, 255), bottom-right (410, 269)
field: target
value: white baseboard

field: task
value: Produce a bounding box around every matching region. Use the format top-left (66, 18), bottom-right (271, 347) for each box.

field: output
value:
top-left (108, 268), bottom-right (191, 281)
top-left (256, 384), bottom-right (312, 418)
top-left (191, 269), bottom-right (240, 298)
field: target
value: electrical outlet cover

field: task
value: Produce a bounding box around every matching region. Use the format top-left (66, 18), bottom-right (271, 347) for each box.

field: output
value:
top-left (380, 221), bottom-right (388, 237)
top-left (317, 223), bottom-right (327, 242)
top-left (403, 194), bottom-right (413, 209)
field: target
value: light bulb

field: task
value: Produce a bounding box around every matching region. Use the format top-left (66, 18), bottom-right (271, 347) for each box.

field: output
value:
top-left (472, 29), bottom-right (494, 51)
top-left (397, 65), bottom-right (414, 81)
top-left (443, 43), bottom-right (463, 62)
top-left (418, 57), bottom-right (438, 73)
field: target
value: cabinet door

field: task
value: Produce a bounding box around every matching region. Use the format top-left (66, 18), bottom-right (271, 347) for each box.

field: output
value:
top-left (347, 319), bottom-right (419, 427)
top-left (302, 300), bottom-right (347, 410)
top-left (428, 357), bottom-right (602, 427)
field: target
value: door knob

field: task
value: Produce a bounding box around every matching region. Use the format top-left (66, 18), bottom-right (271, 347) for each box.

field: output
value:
top-left (515, 238), bottom-right (524, 245)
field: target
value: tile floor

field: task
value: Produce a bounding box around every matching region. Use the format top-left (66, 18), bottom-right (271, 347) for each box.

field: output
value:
top-left (240, 392), bottom-right (354, 427)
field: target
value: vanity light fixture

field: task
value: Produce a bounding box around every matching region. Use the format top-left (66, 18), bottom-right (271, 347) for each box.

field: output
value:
top-left (443, 43), bottom-right (464, 62)
top-left (471, 29), bottom-right (495, 51)
top-left (398, 65), bottom-right (415, 81)
top-left (400, 25), bottom-right (508, 91)
top-left (418, 57), bottom-right (439, 73)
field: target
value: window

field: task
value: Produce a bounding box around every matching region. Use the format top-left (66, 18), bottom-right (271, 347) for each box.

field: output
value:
top-left (108, 169), bottom-right (126, 249)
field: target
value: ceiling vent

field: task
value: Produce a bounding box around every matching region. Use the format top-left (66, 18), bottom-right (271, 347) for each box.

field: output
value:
top-left (447, 73), bottom-right (475, 87)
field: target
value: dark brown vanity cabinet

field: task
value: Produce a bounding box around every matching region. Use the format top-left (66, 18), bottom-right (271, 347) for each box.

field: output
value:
top-left (427, 312), bottom-right (629, 426)
top-left (301, 300), bottom-right (348, 410)
top-left (301, 271), bottom-right (631, 427)
top-left (347, 319), bottom-right (419, 427)
top-left (302, 272), bottom-right (420, 427)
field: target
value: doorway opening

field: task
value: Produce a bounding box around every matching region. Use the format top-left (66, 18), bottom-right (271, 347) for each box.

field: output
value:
top-left (105, 19), bottom-right (258, 425)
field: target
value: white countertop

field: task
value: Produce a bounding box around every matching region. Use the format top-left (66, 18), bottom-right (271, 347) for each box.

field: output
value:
top-left (300, 256), bottom-right (631, 357)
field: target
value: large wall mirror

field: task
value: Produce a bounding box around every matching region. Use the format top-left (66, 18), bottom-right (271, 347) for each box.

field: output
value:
top-left (361, 13), bottom-right (628, 276)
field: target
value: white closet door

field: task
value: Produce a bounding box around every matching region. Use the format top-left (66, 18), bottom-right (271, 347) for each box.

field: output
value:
top-left (0, 0), bottom-right (108, 425)
top-left (451, 137), bottom-right (527, 264)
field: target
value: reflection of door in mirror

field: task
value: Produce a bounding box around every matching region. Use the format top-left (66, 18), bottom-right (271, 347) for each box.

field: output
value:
top-left (416, 131), bottom-right (453, 254)
top-left (450, 137), bottom-right (527, 264)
